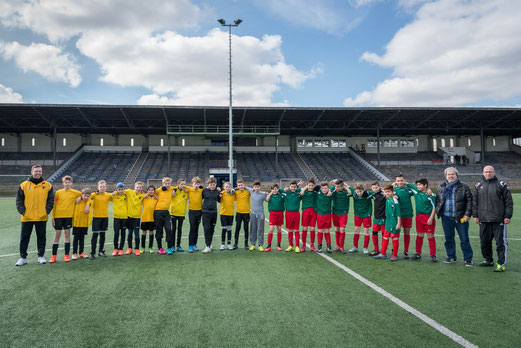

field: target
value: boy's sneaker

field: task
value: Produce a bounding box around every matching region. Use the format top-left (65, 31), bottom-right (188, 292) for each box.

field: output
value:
top-left (167, 247), bottom-right (175, 255)
top-left (111, 250), bottom-right (119, 256)
top-left (300, 246), bottom-right (306, 252)
top-left (38, 256), bottom-right (46, 264)
top-left (478, 260), bottom-right (494, 267)
top-left (72, 253), bottom-right (78, 260)
top-left (139, 248), bottom-right (145, 254)
top-left (374, 254), bottom-right (387, 259)
top-left (220, 244), bottom-right (226, 250)
top-left (334, 248), bottom-right (340, 252)
top-left (80, 253), bottom-right (87, 259)
top-left (177, 246), bottom-right (184, 252)
top-left (118, 250), bottom-right (124, 256)
top-left (310, 245), bottom-right (318, 252)
top-left (98, 251), bottom-right (107, 257)
top-left (15, 258), bottom-right (27, 266)
top-left (285, 246), bottom-right (294, 252)
top-left (494, 264), bottom-right (506, 272)
top-left (276, 246), bottom-right (282, 251)
top-left (193, 245), bottom-right (199, 251)
top-left (389, 256), bottom-right (399, 262)
top-left (244, 244), bottom-right (249, 250)
top-left (326, 247), bottom-right (332, 253)
top-left (264, 246), bottom-right (271, 252)
top-left (125, 248), bottom-right (132, 255)
top-left (149, 248), bottom-right (155, 254)
top-left (232, 244), bottom-right (238, 250)
top-left (431, 255), bottom-right (438, 262)
top-left (443, 258), bottom-right (456, 264)
top-left (403, 252), bottom-right (410, 259)
top-left (295, 246), bottom-right (300, 253)
top-left (369, 250), bottom-right (378, 256)
top-left (157, 248), bottom-right (166, 255)
top-left (363, 248), bottom-right (369, 254)
top-left (49, 255), bottom-right (57, 263)
top-left (411, 253), bottom-right (421, 260)
top-left (202, 246), bottom-right (211, 254)
top-left (464, 260), bottom-right (474, 267)
top-left (228, 244), bottom-right (233, 250)
top-left (188, 246), bottom-right (194, 253)
top-left (89, 254), bottom-right (95, 260)
top-left (64, 255), bottom-right (70, 262)
top-left (258, 246), bottom-right (264, 252)
top-left (348, 247), bottom-right (358, 253)
top-left (134, 249), bottom-right (141, 256)
top-left (249, 245), bottom-right (256, 251)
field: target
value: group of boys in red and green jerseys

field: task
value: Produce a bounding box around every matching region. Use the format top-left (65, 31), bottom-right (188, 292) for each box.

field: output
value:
top-left (264, 174), bottom-right (437, 261)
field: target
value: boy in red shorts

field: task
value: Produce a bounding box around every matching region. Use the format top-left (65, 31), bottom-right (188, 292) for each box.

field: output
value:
top-left (347, 183), bottom-right (374, 254)
top-left (393, 174), bottom-right (414, 259)
top-left (300, 178), bottom-right (320, 252)
top-left (409, 178), bottom-right (437, 262)
top-left (371, 181), bottom-right (386, 256)
top-left (331, 179), bottom-right (350, 252)
top-left (280, 180), bottom-right (302, 252)
top-left (265, 184), bottom-right (284, 252)
top-left (374, 185), bottom-right (402, 261)
top-left (316, 182), bottom-right (333, 253)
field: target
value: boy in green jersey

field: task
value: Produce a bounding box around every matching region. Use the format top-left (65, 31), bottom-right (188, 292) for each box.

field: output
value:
top-left (300, 178), bottom-right (320, 252)
top-left (331, 179), bottom-right (350, 252)
top-left (393, 174), bottom-right (414, 259)
top-left (347, 183), bottom-right (374, 254)
top-left (409, 178), bottom-right (437, 262)
top-left (265, 184), bottom-right (284, 252)
top-left (374, 184), bottom-right (402, 261)
top-left (281, 180), bottom-right (302, 252)
top-left (316, 182), bottom-right (333, 253)
top-left (371, 181), bottom-right (386, 256)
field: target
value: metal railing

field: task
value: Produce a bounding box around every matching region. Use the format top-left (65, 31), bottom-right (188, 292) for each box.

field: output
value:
top-left (167, 124), bottom-right (280, 135)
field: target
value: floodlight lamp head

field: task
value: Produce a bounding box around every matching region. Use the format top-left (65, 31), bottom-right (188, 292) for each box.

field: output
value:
top-left (218, 19), bottom-right (226, 25)
top-left (234, 19), bottom-right (242, 25)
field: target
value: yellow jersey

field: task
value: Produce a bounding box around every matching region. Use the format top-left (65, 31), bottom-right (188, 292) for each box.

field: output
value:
top-left (235, 188), bottom-right (251, 214)
top-left (154, 186), bottom-right (174, 211)
top-left (90, 192), bottom-right (112, 218)
top-left (125, 189), bottom-right (145, 219)
top-left (18, 179), bottom-right (53, 222)
top-left (186, 186), bottom-right (203, 211)
top-left (220, 191), bottom-right (235, 216)
top-left (73, 199), bottom-right (92, 228)
top-left (142, 196), bottom-right (158, 222)
top-left (170, 188), bottom-right (189, 217)
top-left (112, 192), bottom-right (128, 219)
top-left (52, 188), bottom-right (82, 219)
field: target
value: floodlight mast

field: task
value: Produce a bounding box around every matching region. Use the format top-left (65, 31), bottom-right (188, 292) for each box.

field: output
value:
top-left (218, 18), bottom-right (242, 184)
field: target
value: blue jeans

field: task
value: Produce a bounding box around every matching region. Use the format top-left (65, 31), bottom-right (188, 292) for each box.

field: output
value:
top-left (441, 216), bottom-right (473, 261)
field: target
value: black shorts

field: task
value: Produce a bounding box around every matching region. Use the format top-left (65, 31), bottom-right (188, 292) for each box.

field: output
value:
top-left (127, 217), bottom-right (140, 229)
top-left (92, 217), bottom-right (108, 232)
top-left (141, 222), bottom-right (155, 231)
top-left (114, 218), bottom-right (127, 230)
top-left (54, 217), bottom-right (73, 230)
top-left (220, 215), bottom-right (234, 227)
top-left (72, 227), bottom-right (88, 236)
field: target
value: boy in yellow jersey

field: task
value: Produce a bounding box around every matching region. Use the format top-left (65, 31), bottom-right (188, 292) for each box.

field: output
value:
top-left (50, 176), bottom-right (82, 263)
top-left (141, 185), bottom-right (158, 254)
top-left (234, 179), bottom-right (252, 250)
top-left (154, 177), bottom-right (176, 255)
top-left (89, 180), bottom-right (112, 258)
top-left (72, 188), bottom-right (92, 260)
top-left (219, 182), bottom-right (235, 250)
top-left (112, 183), bottom-right (128, 256)
top-left (125, 181), bottom-right (145, 256)
top-left (186, 176), bottom-right (204, 253)
top-left (170, 178), bottom-right (189, 252)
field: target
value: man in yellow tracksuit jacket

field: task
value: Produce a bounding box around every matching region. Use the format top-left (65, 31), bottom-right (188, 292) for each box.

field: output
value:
top-left (15, 165), bottom-right (54, 266)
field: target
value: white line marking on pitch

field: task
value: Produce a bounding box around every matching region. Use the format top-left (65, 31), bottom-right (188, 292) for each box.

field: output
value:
top-left (266, 219), bottom-right (478, 348)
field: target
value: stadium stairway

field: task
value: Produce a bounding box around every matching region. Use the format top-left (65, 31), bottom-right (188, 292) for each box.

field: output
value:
top-left (292, 152), bottom-right (315, 179)
top-left (125, 151), bottom-right (148, 184)
top-left (347, 147), bottom-right (391, 181)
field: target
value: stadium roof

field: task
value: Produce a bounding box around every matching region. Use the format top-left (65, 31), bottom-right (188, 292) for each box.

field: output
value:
top-left (0, 103), bottom-right (520, 137)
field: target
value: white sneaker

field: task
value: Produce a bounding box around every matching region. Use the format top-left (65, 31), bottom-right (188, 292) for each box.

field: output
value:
top-left (210, 244), bottom-right (214, 251)
top-left (15, 258), bottom-right (27, 266)
top-left (220, 244), bottom-right (225, 250)
top-left (38, 256), bottom-right (47, 264)
top-left (71, 254), bottom-right (78, 260)
top-left (348, 247), bottom-right (358, 253)
top-left (363, 248), bottom-right (369, 254)
top-left (202, 246), bottom-right (211, 254)
top-left (227, 244), bottom-right (233, 250)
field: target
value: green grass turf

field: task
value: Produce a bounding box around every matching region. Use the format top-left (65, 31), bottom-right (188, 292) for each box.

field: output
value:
top-left (0, 196), bottom-right (520, 347)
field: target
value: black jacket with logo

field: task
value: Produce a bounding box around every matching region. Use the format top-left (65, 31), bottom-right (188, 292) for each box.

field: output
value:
top-left (472, 176), bottom-right (513, 222)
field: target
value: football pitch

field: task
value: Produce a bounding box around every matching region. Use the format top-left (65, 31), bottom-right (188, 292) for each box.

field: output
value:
top-left (1, 197), bottom-right (520, 348)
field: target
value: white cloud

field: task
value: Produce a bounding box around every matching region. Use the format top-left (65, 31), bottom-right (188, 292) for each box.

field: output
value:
top-left (344, 0), bottom-right (521, 106)
top-left (0, 84), bottom-right (23, 103)
top-left (0, 41), bottom-right (81, 87)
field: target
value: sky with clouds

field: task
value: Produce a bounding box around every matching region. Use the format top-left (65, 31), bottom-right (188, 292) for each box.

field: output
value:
top-left (0, 0), bottom-right (520, 107)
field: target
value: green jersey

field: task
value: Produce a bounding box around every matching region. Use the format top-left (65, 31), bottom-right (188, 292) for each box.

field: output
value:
top-left (394, 185), bottom-right (414, 218)
top-left (301, 186), bottom-right (319, 210)
top-left (316, 191), bottom-right (333, 215)
top-left (331, 187), bottom-right (350, 215)
top-left (408, 184), bottom-right (436, 216)
top-left (268, 193), bottom-right (284, 212)
top-left (385, 197), bottom-right (401, 233)
top-left (349, 187), bottom-right (374, 218)
top-left (280, 188), bottom-right (301, 212)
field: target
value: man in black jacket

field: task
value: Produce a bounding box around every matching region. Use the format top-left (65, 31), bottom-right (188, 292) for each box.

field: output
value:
top-left (436, 167), bottom-right (474, 266)
top-left (473, 166), bottom-right (513, 272)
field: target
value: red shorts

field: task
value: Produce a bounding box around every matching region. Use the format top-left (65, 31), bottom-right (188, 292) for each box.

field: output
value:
top-left (354, 215), bottom-right (372, 228)
top-left (383, 230), bottom-right (400, 238)
top-left (269, 211), bottom-right (283, 226)
top-left (301, 208), bottom-right (317, 227)
top-left (415, 213), bottom-right (435, 233)
top-left (332, 214), bottom-right (348, 228)
top-left (401, 217), bottom-right (413, 229)
top-left (317, 214), bottom-right (332, 230)
top-left (285, 211), bottom-right (300, 230)
top-left (373, 223), bottom-right (385, 232)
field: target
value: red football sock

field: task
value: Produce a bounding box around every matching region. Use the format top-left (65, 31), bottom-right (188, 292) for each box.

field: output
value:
top-left (339, 232), bottom-right (345, 249)
top-left (318, 232), bottom-right (323, 245)
top-left (288, 232), bottom-right (294, 247)
top-left (404, 233), bottom-right (411, 253)
top-left (267, 233), bottom-right (273, 246)
top-left (310, 231), bottom-right (316, 245)
top-left (353, 233), bottom-right (360, 248)
top-left (325, 232), bottom-right (331, 245)
top-left (335, 231), bottom-right (339, 247)
top-left (277, 232), bottom-right (282, 244)
top-left (416, 235), bottom-right (424, 255)
top-left (372, 234), bottom-right (379, 252)
top-left (295, 231), bottom-right (300, 247)
top-left (392, 238), bottom-right (400, 258)
top-left (302, 230), bottom-right (307, 245)
top-left (363, 235), bottom-right (370, 249)
top-left (428, 237), bottom-right (436, 256)
top-left (381, 238), bottom-right (389, 255)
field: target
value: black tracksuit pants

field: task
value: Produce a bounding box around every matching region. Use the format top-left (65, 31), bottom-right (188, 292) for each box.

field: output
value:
top-left (20, 221), bottom-right (47, 258)
top-left (480, 222), bottom-right (508, 265)
top-left (188, 210), bottom-right (202, 246)
top-left (202, 212), bottom-right (217, 247)
top-left (235, 213), bottom-right (250, 246)
top-left (171, 216), bottom-right (185, 248)
top-left (154, 210), bottom-right (173, 249)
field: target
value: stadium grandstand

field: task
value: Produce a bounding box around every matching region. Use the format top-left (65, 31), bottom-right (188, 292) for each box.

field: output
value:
top-left (1, 104), bottom-right (521, 191)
